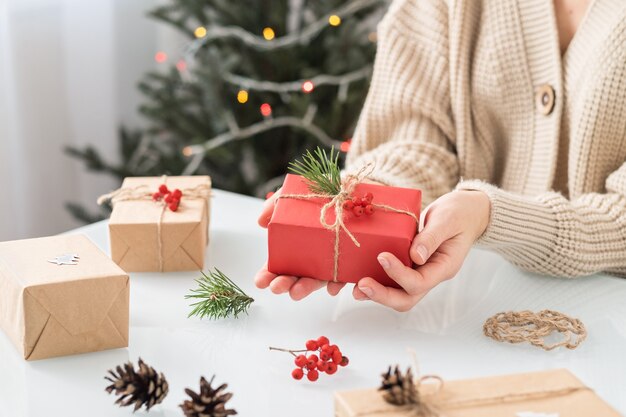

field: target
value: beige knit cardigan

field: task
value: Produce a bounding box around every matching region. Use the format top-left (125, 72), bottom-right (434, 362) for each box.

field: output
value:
top-left (346, 0), bottom-right (626, 277)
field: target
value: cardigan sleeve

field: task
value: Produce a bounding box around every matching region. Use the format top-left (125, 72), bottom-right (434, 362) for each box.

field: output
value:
top-left (456, 161), bottom-right (626, 277)
top-left (345, 0), bottom-right (459, 206)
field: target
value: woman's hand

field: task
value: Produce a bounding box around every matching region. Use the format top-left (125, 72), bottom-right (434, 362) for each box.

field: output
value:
top-left (254, 188), bottom-right (347, 299)
top-left (352, 190), bottom-right (491, 311)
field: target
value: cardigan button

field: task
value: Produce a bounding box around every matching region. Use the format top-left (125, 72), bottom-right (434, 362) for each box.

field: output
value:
top-left (536, 84), bottom-right (556, 115)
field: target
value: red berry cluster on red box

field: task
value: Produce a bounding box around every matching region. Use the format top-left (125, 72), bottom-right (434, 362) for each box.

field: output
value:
top-left (271, 336), bottom-right (348, 382)
top-left (152, 184), bottom-right (183, 211)
top-left (342, 192), bottom-right (374, 217)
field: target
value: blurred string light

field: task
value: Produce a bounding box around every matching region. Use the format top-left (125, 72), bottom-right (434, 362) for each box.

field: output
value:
top-left (154, 51), bottom-right (168, 63)
top-left (262, 27), bottom-right (275, 41)
top-left (224, 67), bottom-right (370, 95)
top-left (328, 15), bottom-right (341, 26)
top-left (301, 80), bottom-right (314, 93)
top-left (182, 146), bottom-right (193, 157)
top-left (260, 103), bottom-right (272, 117)
top-left (184, 0), bottom-right (379, 53)
top-left (178, 0), bottom-right (381, 168)
top-left (237, 89), bottom-right (249, 104)
top-left (194, 26), bottom-right (207, 38)
top-left (176, 60), bottom-right (187, 72)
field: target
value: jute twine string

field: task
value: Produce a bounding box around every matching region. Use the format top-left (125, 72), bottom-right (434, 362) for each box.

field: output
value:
top-left (367, 351), bottom-right (589, 417)
top-left (277, 165), bottom-right (419, 281)
top-left (483, 310), bottom-right (587, 351)
top-left (97, 175), bottom-right (211, 271)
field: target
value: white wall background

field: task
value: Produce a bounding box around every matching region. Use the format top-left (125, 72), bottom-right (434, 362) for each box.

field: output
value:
top-left (0, 0), bottom-right (182, 241)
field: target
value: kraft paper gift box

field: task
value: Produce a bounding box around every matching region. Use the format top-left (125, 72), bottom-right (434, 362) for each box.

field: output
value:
top-left (108, 176), bottom-right (211, 272)
top-left (0, 234), bottom-right (129, 361)
top-left (268, 174), bottom-right (421, 288)
top-left (335, 369), bottom-right (621, 417)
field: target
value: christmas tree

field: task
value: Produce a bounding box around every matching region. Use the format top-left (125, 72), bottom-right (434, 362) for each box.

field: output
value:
top-left (66, 0), bottom-right (388, 223)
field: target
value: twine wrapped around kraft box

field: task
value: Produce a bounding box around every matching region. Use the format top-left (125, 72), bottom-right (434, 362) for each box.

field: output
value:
top-left (0, 235), bottom-right (129, 361)
top-left (335, 369), bottom-right (621, 417)
top-left (102, 176), bottom-right (211, 272)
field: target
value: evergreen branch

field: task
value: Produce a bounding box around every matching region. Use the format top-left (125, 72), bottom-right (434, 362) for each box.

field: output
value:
top-left (222, 66), bottom-right (372, 93)
top-left (185, 0), bottom-right (386, 54)
top-left (288, 147), bottom-right (341, 195)
top-left (185, 268), bottom-right (254, 320)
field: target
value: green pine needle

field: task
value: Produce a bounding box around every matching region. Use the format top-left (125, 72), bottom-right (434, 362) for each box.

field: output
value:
top-left (185, 268), bottom-right (254, 320)
top-left (288, 147), bottom-right (341, 195)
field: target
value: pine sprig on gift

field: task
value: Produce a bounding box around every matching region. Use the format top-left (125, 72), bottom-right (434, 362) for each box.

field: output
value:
top-left (185, 268), bottom-right (254, 320)
top-left (288, 147), bottom-right (342, 195)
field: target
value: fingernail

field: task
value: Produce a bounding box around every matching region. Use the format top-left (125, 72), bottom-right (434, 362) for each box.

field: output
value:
top-left (377, 255), bottom-right (390, 269)
top-left (359, 286), bottom-right (373, 298)
top-left (417, 245), bottom-right (429, 262)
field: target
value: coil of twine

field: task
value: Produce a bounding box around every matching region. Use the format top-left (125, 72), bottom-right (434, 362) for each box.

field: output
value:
top-left (483, 309), bottom-right (587, 351)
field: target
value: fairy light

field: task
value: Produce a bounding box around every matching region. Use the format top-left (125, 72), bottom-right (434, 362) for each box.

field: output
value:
top-left (182, 146), bottom-right (193, 157)
top-left (328, 15), bottom-right (341, 26)
top-left (260, 103), bottom-right (272, 117)
top-left (237, 89), bottom-right (249, 104)
top-left (263, 27), bottom-right (275, 41)
top-left (368, 32), bottom-right (378, 42)
top-left (154, 51), bottom-right (168, 63)
top-left (301, 80), bottom-right (314, 93)
top-left (194, 26), bottom-right (207, 38)
top-left (176, 60), bottom-right (187, 71)
top-left (340, 139), bottom-right (351, 152)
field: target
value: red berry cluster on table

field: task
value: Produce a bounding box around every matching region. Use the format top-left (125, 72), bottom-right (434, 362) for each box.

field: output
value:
top-left (270, 336), bottom-right (349, 382)
top-left (152, 184), bottom-right (183, 212)
top-left (342, 192), bottom-right (374, 217)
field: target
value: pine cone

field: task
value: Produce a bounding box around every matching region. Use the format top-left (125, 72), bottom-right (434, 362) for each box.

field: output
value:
top-left (180, 376), bottom-right (237, 417)
top-left (379, 366), bottom-right (419, 406)
top-left (105, 358), bottom-right (169, 412)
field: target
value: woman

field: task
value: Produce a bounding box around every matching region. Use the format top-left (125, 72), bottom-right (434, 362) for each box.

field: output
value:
top-left (256, 0), bottom-right (626, 311)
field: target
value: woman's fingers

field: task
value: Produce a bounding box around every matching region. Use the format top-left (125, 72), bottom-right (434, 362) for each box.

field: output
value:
top-left (268, 275), bottom-right (298, 294)
top-left (377, 252), bottom-right (436, 295)
top-left (258, 188), bottom-right (280, 228)
top-left (410, 201), bottom-right (458, 265)
top-left (355, 277), bottom-right (424, 312)
top-left (353, 285), bottom-right (369, 300)
top-left (327, 281), bottom-right (346, 296)
top-left (254, 263), bottom-right (276, 289)
top-left (414, 250), bottom-right (458, 284)
top-left (255, 262), bottom-right (331, 300)
top-left (290, 277), bottom-right (328, 300)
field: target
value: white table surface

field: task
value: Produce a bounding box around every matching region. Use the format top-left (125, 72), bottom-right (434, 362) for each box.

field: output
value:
top-left (1, 189), bottom-right (626, 416)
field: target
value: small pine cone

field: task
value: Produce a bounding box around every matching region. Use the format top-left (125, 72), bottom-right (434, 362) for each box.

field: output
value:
top-left (105, 358), bottom-right (169, 412)
top-left (180, 376), bottom-right (237, 417)
top-left (379, 366), bottom-right (419, 406)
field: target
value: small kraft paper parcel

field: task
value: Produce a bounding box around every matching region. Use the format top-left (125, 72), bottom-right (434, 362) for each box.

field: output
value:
top-left (0, 234), bottom-right (129, 361)
top-left (100, 176), bottom-right (212, 272)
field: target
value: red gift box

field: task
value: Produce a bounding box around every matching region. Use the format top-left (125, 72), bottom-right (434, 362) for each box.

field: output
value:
top-left (267, 174), bottom-right (421, 288)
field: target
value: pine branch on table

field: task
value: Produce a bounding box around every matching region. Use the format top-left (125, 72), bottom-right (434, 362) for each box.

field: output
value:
top-left (185, 268), bottom-right (254, 320)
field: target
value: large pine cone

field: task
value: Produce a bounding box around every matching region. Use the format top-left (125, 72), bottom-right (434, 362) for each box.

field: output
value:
top-left (180, 376), bottom-right (237, 417)
top-left (379, 366), bottom-right (419, 406)
top-left (105, 358), bottom-right (169, 412)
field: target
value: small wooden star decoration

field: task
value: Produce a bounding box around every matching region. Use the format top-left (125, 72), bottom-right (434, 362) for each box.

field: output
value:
top-left (47, 253), bottom-right (80, 266)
